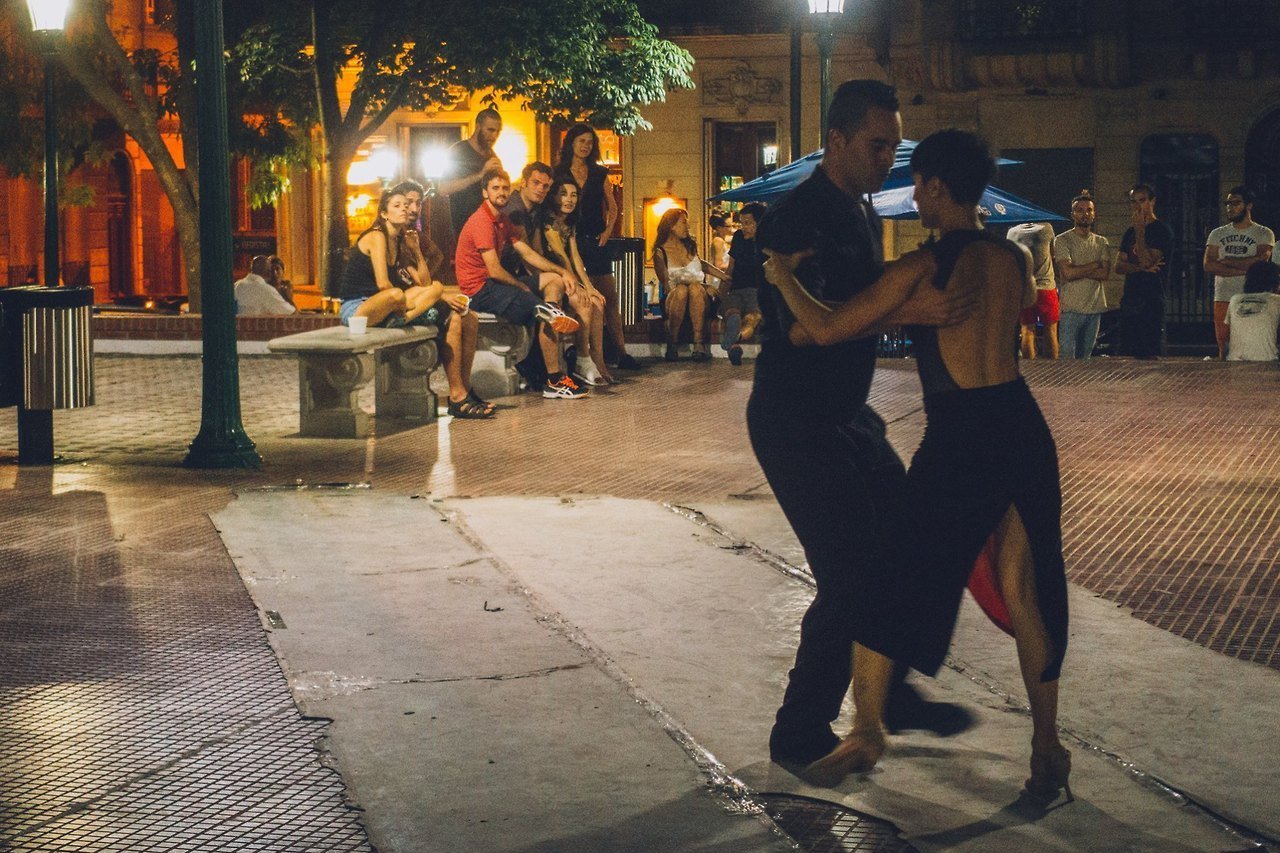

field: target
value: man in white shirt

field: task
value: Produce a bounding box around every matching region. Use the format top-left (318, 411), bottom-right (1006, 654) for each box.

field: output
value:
top-left (1203, 186), bottom-right (1273, 359)
top-left (234, 255), bottom-right (296, 315)
top-left (1053, 191), bottom-right (1111, 359)
top-left (1225, 261), bottom-right (1280, 362)
top-left (1007, 221), bottom-right (1059, 358)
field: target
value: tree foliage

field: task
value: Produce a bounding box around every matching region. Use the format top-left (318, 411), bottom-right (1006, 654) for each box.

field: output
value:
top-left (231, 0), bottom-right (694, 291)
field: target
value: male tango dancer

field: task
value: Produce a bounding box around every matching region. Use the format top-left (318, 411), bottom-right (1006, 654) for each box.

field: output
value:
top-left (749, 79), bottom-right (974, 776)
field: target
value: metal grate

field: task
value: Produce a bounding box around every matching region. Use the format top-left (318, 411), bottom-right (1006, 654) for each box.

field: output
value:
top-left (761, 793), bottom-right (917, 852)
top-left (0, 485), bottom-right (371, 851)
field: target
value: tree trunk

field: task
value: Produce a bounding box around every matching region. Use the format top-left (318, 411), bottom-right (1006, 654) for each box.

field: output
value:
top-left (319, 144), bottom-right (356, 297)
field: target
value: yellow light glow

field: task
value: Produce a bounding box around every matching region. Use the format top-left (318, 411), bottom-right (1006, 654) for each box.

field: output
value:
top-left (346, 193), bottom-right (372, 217)
top-left (420, 147), bottom-right (450, 180)
top-left (651, 196), bottom-right (681, 218)
top-left (493, 126), bottom-right (530, 176)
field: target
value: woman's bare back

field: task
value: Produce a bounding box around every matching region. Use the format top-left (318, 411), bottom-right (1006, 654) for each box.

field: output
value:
top-left (935, 241), bottom-right (1033, 389)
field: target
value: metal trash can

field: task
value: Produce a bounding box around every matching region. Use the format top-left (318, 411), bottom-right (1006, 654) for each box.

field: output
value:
top-left (609, 237), bottom-right (646, 326)
top-left (0, 286), bottom-right (94, 410)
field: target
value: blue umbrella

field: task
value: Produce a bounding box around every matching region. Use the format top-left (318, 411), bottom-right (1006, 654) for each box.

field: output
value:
top-left (711, 140), bottom-right (1021, 202)
top-left (870, 184), bottom-right (1067, 224)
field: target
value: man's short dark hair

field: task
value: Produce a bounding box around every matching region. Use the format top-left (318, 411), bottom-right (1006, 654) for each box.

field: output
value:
top-left (739, 202), bottom-right (766, 222)
top-left (390, 179), bottom-right (425, 197)
top-left (1130, 183), bottom-right (1156, 199)
top-left (1244, 260), bottom-right (1279, 294)
top-left (909, 129), bottom-right (996, 206)
top-left (250, 255), bottom-right (271, 276)
top-left (521, 161), bottom-right (553, 182)
top-left (482, 166), bottom-right (510, 188)
top-left (1228, 185), bottom-right (1255, 205)
top-left (826, 79), bottom-right (899, 139)
top-left (477, 107), bottom-right (502, 125)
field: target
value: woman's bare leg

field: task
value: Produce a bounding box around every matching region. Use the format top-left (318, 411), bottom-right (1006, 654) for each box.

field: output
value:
top-left (993, 505), bottom-right (1070, 798)
top-left (688, 284), bottom-right (710, 346)
top-left (666, 285), bottom-right (689, 345)
top-left (590, 273), bottom-right (626, 353)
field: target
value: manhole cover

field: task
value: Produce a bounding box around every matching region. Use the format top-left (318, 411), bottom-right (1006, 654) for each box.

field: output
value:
top-left (760, 793), bottom-right (917, 852)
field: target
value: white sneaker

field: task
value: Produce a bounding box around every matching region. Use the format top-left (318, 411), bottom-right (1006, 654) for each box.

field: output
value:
top-left (574, 357), bottom-right (605, 386)
top-left (534, 302), bottom-right (580, 335)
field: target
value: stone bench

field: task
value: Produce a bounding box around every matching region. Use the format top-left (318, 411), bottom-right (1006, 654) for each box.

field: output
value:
top-left (471, 312), bottom-right (534, 399)
top-left (267, 325), bottom-right (439, 438)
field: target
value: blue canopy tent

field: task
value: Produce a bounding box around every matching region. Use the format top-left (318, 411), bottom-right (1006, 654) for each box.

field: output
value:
top-left (710, 141), bottom-right (1054, 224)
top-left (870, 184), bottom-right (1067, 224)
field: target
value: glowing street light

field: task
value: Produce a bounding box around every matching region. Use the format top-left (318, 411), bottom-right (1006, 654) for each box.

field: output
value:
top-left (808, 0), bottom-right (845, 144)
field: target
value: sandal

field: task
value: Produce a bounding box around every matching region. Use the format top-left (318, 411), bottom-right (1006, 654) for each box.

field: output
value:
top-left (447, 398), bottom-right (495, 419)
top-left (466, 389), bottom-right (496, 415)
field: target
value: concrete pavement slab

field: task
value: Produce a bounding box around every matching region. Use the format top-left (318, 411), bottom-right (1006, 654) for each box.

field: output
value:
top-left (453, 495), bottom-right (1259, 852)
top-left (214, 491), bottom-right (790, 853)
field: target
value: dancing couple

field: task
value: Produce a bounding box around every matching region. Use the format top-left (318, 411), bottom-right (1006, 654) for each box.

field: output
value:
top-left (750, 80), bottom-right (1071, 801)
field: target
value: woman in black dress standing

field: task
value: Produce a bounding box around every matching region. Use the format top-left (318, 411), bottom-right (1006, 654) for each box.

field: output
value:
top-left (554, 124), bottom-right (641, 371)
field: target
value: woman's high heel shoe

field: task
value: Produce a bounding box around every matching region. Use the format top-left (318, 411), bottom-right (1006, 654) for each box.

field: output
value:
top-left (1025, 744), bottom-right (1073, 802)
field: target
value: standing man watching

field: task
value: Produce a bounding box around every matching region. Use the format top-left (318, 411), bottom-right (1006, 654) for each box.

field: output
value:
top-left (1053, 191), bottom-right (1111, 359)
top-left (1204, 186), bottom-right (1273, 360)
top-left (750, 80), bottom-right (972, 776)
top-left (441, 108), bottom-right (504, 235)
top-left (1115, 183), bottom-right (1174, 359)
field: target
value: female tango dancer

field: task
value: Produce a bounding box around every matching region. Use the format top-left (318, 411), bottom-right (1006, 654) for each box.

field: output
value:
top-left (765, 128), bottom-right (1071, 801)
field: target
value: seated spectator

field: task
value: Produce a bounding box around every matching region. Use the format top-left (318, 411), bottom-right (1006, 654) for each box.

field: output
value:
top-left (454, 166), bottom-right (588, 400)
top-left (267, 256), bottom-right (293, 306)
top-left (1225, 261), bottom-right (1280, 362)
top-left (653, 208), bottom-right (727, 361)
top-left (719, 202), bottom-right (765, 365)
top-left (394, 180), bottom-right (490, 419)
top-left (235, 255), bottom-right (295, 315)
top-left (543, 177), bottom-right (612, 385)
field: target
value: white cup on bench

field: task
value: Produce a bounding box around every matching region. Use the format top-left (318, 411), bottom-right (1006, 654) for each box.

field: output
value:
top-left (348, 316), bottom-right (368, 335)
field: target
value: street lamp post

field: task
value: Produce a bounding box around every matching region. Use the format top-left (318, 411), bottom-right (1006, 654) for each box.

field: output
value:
top-left (183, 0), bottom-right (260, 468)
top-left (808, 0), bottom-right (845, 146)
top-left (19, 0), bottom-right (72, 465)
top-left (26, 0), bottom-right (72, 288)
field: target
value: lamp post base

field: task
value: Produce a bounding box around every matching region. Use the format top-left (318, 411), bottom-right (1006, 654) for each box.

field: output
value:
top-left (183, 428), bottom-right (261, 470)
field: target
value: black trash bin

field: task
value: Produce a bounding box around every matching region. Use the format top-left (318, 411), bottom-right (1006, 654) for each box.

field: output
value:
top-left (0, 286), bottom-right (94, 410)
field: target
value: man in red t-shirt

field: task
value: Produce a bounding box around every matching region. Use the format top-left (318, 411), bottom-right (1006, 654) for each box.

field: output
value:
top-left (454, 168), bottom-right (588, 399)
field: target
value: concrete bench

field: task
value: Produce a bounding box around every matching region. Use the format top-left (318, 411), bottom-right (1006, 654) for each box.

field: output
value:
top-left (267, 325), bottom-right (439, 438)
top-left (471, 312), bottom-right (534, 399)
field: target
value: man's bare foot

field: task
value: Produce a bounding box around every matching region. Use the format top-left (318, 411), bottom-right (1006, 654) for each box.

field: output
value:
top-left (800, 727), bottom-right (886, 788)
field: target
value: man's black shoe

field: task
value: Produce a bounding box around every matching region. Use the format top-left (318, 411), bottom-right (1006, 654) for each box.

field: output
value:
top-left (883, 682), bottom-right (976, 736)
top-left (615, 351), bottom-right (644, 370)
top-left (769, 725), bottom-right (840, 769)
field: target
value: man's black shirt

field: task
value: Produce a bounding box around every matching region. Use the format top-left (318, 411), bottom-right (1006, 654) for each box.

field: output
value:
top-left (755, 165), bottom-right (884, 422)
top-left (445, 139), bottom-right (490, 233)
top-left (727, 230), bottom-right (763, 292)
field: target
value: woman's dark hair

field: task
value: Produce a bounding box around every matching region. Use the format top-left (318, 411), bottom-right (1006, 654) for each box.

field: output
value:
top-left (709, 214), bottom-right (727, 229)
top-left (546, 177), bottom-right (581, 230)
top-left (1244, 260), bottom-right (1280, 294)
top-left (556, 124), bottom-right (601, 172)
top-left (653, 207), bottom-right (696, 258)
top-left (354, 188), bottom-right (409, 264)
top-left (910, 129), bottom-right (996, 206)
